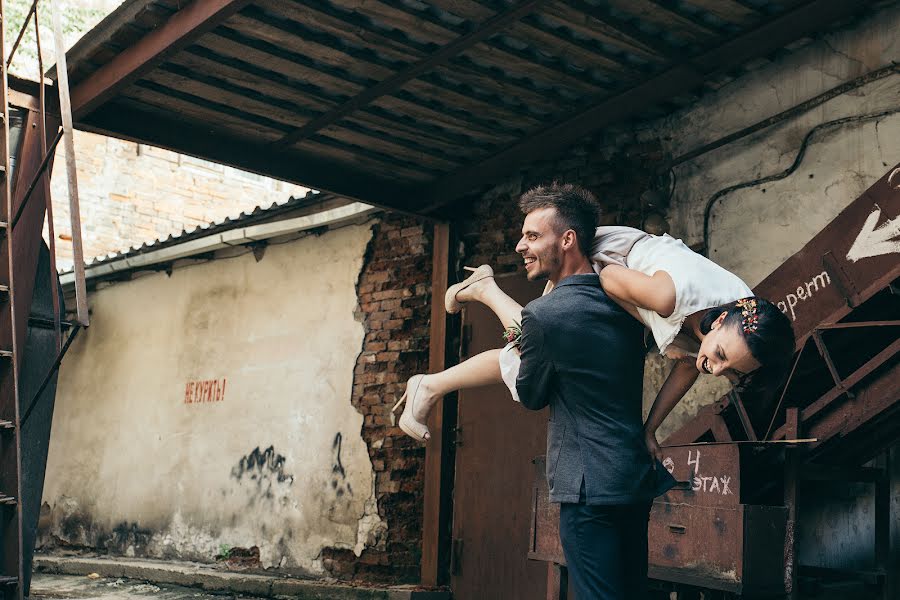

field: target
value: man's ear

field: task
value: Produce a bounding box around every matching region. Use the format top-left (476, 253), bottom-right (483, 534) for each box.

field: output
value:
top-left (561, 229), bottom-right (577, 250)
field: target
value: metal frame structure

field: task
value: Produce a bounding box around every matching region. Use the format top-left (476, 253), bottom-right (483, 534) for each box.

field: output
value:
top-left (0, 1), bottom-right (88, 597)
top-left (61, 0), bottom-right (879, 216)
top-left (529, 164), bottom-right (900, 599)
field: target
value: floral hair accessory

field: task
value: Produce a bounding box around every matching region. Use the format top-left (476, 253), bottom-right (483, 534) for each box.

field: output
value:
top-left (736, 298), bottom-right (759, 335)
top-left (502, 322), bottom-right (523, 346)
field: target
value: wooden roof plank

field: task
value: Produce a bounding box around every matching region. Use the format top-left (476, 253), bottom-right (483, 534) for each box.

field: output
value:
top-left (82, 98), bottom-right (423, 211)
top-left (332, 0), bottom-right (636, 75)
top-left (204, 28), bottom-right (524, 144)
top-left (418, 0), bottom-right (877, 212)
top-left (293, 138), bottom-right (439, 184)
top-left (223, 13), bottom-right (536, 137)
top-left (606, 0), bottom-right (717, 43)
top-left (539, 0), bottom-right (683, 59)
top-left (145, 63), bottom-right (463, 171)
top-left (256, 0), bottom-right (557, 121)
top-left (260, 0), bottom-right (566, 116)
top-left (120, 83), bottom-right (286, 141)
top-left (177, 42), bottom-right (495, 156)
top-left (71, 0), bottom-right (255, 118)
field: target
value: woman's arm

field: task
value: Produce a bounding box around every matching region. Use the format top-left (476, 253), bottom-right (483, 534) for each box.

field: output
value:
top-left (599, 264), bottom-right (676, 318)
top-left (643, 359), bottom-right (699, 461)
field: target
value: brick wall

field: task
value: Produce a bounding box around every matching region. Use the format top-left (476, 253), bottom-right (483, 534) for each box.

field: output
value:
top-left (46, 130), bottom-right (311, 269)
top-left (460, 133), bottom-right (666, 273)
top-left (321, 214), bottom-right (433, 583)
top-left (316, 137), bottom-right (667, 583)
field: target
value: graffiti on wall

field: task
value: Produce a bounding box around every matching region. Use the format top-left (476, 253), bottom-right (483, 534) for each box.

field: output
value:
top-left (184, 378), bottom-right (227, 404)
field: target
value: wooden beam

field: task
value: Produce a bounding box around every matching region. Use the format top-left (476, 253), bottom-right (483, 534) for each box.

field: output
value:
top-left (272, 0), bottom-right (551, 149)
top-left (80, 101), bottom-right (421, 213)
top-left (70, 0), bottom-right (254, 119)
top-left (420, 222), bottom-right (452, 587)
top-left (418, 0), bottom-right (876, 212)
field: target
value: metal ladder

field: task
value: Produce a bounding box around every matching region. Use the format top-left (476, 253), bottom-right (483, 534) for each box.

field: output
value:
top-left (0, 0), bottom-right (23, 596)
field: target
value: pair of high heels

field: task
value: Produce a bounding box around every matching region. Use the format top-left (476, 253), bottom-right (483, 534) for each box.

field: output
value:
top-left (393, 265), bottom-right (495, 443)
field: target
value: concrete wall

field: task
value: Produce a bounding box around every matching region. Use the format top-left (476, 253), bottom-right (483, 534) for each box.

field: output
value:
top-left (456, 3), bottom-right (898, 578)
top-left (636, 4), bottom-right (900, 438)
top-left (634, 4), bottom-right (899, 576)
top-left (41, 222), bottom-right (383, 575)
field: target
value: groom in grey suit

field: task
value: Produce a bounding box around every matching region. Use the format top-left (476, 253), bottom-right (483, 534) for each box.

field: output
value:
top-left (514, 183), bottom-right (674, 599)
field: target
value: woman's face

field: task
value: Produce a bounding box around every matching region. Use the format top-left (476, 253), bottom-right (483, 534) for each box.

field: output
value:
top-left (696, 312), bottom-right (761, 382)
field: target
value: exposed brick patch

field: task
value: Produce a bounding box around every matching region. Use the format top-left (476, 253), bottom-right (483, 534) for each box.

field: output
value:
top-left (320, 135), bottom-right (666, 584)
top-left (47, 131), bottom-right (311, 270)
top-left (459, 136), bottom-right (666, 271)
top-left (322, 213), bottom-right (432, 583)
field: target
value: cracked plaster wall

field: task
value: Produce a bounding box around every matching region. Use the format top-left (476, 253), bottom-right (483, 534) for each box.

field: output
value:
top-left (636, 4), bottom-right (900, 441)
top-left (632, 5), bottom-right (898, 574)
top-left (40, 222), bottom-right (385, 575)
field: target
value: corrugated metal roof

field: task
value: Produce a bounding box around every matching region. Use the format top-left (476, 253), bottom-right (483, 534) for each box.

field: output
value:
top-left (58, 189), bottom-right (356, 274)
top-left (60, 0), bottom-right (879, 214)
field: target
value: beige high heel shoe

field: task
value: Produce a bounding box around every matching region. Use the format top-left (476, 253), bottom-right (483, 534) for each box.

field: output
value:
top-left (444, 265), bottom-right (494, 314)
top-left (391, 375), bottom-right (430, 442)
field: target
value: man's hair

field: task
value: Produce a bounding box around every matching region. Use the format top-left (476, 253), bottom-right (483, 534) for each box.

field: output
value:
top-left (518, 183), bottom-right (601, 256)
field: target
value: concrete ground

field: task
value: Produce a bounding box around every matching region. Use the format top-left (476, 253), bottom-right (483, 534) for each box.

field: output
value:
top-left (30, 572), bottom-right (266, 600)
top-left (32, 556), bottom-right (450, 600)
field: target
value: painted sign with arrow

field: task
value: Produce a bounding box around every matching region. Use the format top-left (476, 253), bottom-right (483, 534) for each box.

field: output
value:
top-left (755, 163), bottom-right (900, 347)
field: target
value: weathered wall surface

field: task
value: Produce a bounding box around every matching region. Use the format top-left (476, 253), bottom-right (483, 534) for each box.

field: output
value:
top-left (456, 3), bottom-right (898, 576)
top-left (47, 131), bottom-right (310, 269)
top-left (636, 5), bottom-right (899, 438)
top-left (41, 223), bottom-right (381, 575)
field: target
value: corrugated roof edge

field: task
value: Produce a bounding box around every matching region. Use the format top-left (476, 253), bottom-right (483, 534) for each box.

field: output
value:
top-left (46, 0), bottom-right (158, 81)
top-left (57, 191), bottom-right (377, 276)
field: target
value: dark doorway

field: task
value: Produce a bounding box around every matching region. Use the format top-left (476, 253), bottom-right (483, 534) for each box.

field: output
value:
top-left (449, 273), bottom-right (549, 600)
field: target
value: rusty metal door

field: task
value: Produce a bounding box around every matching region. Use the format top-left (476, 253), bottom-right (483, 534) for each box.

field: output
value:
top-left (450, 273), bottom-right (550, 600)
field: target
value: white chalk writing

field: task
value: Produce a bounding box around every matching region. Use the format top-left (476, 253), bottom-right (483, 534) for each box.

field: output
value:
top-left (776, 270), bottom-right (831, 321)
top-left (684, 451), bottom-right (732, 496)
top-left (687, 450), bottom-right (701, 473)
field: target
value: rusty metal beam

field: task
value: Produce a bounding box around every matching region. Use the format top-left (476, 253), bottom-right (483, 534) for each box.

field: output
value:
top-left (421, 222), bottom-right (452, 587)
top-left (419, 0), bottom-right (876, 211)
top-left (69, 0), bottom-right (254, 119)
top-left (271, 0), bottom-right (550, 150)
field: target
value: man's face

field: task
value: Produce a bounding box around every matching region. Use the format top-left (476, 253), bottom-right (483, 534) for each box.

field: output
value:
top-left (515, 207), bottom-right (564, 282)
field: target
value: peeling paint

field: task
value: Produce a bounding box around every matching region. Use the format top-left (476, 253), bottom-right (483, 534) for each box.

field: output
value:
top-left (43, 223), bottom-right (387, 575)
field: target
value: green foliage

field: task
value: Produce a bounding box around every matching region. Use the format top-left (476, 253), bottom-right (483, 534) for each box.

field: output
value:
top-left (3, 0), bottom-right (107, 78)
top-left (216, 544), bottom-right (233, 560)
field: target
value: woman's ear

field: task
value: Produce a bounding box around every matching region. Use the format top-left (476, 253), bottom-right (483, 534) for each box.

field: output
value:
top-left (712, 311), bottom-right (729, 329)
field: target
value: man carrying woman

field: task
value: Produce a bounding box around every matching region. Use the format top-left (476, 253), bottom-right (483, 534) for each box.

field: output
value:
top-left (394, 183), bottom-right (794, 599)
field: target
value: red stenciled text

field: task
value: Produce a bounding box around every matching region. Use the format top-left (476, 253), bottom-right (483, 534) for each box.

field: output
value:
top-left (184, 378), bottom-right (227, 404)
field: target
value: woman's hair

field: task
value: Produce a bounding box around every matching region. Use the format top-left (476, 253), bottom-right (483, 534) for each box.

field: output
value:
top-left (699, 296), bottom-right (795, 392)
top-left (518, 183), bottom-right (601, 256)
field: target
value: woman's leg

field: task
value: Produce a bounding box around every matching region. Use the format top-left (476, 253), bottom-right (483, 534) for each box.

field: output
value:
top-left (455, 275), bottom-right (524, 329)
top-left (396, 349), bottom-right (505, 441)
top-left (414, 349), bottom-right (503, 414)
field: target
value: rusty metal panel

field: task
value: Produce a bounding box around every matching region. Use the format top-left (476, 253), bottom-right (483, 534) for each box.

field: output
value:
top-left (656, 445), bottom-right (741, 507)
top-left (527, 456), bottom-right (564, 565)
top-left (648, 503), bottom-right (744, 592)
top-left (647, 502), bottom-right (787, 595)
top-left (754, 163), bottom-right (900, 347)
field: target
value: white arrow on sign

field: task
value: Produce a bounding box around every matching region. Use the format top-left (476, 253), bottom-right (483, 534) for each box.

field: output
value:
top-left (846, 205), bottom-right (900, 262)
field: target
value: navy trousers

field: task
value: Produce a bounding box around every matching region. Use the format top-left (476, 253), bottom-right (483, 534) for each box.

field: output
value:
top-left (559, 501), bottom-right (653, 600)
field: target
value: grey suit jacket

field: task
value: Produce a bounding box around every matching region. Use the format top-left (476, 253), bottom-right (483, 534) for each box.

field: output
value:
top-left (516, 273), bottom-right (675, 504)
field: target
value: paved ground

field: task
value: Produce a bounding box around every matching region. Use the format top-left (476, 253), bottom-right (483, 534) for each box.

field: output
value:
top-left (30, 572), bottom-right (267, 600)
top-left (31, 556), bottom-right (449, 600)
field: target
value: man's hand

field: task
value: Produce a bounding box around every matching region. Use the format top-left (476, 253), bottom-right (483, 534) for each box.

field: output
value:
top-left (644, 428), bottom-right (662, 463)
